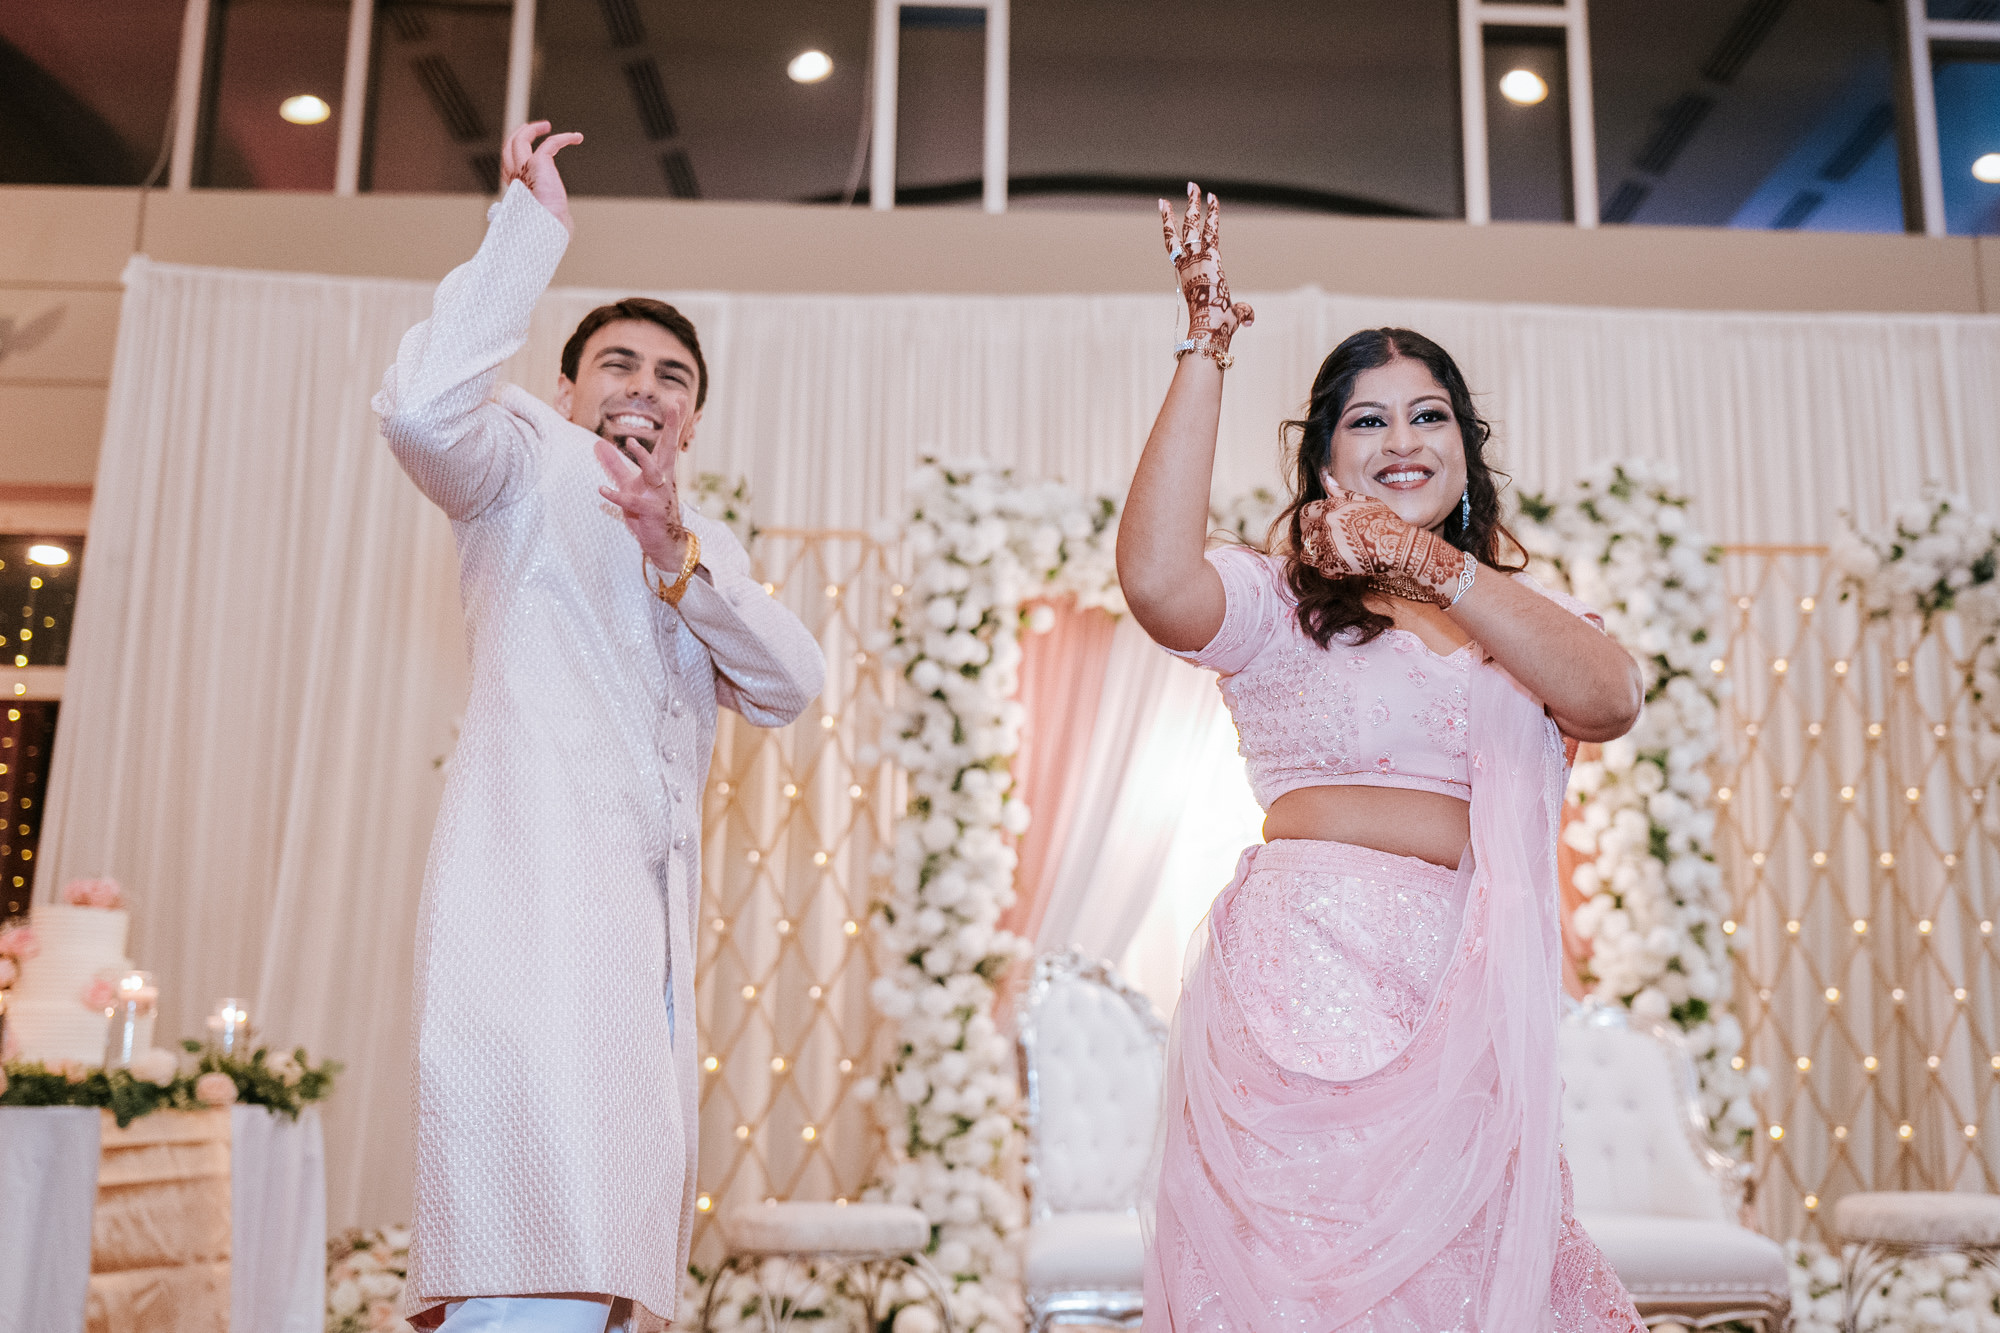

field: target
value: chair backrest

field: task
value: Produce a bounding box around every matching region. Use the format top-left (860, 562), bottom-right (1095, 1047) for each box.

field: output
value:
top-left (1019, 949), bottom-right (1167, 1219)
top-left (1558, 1005), bottom-right (1733, 1221)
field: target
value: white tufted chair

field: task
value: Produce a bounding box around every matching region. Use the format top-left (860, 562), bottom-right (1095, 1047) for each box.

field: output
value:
top-left (1561, 1003), bottom-right (1791, 1332)
top-left (1017, 949), bottom-right (1167, 1331)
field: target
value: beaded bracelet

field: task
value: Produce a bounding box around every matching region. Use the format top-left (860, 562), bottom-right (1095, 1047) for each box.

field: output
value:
top-left (1173, 338), bottom-right (1235, 371)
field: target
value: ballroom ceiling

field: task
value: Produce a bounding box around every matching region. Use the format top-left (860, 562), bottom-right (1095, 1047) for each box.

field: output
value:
top-left (2, 0), bottom-right (1992, 232)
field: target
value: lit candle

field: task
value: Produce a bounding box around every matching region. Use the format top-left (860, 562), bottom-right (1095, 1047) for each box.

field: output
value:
top-left (104, 970), bottom-right (157, 1070)
top-left (205, 998), bottom-right (251, 1057)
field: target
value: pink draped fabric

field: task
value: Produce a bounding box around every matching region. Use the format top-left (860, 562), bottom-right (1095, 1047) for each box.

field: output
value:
top-left (1000, 600), bottom-right (1118, 944)
top-left (1143, 658), bottom-right (1642, 1331)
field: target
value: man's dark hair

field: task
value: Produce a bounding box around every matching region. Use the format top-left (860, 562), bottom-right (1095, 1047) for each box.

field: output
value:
top-left (560, 298), bottom-right (709, 409)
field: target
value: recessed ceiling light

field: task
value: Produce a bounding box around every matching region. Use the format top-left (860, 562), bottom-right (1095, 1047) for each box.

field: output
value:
top-left (1499, 69), bottom-right (1549, 106)
top-left (1974, 153), bottom-right (2000, 184)
top-left (787, 50), bottom-right (833, 84)
top-left (279, 94), bottom-right (331, 125)
top-left (26, 545), bottom-right (69, 567)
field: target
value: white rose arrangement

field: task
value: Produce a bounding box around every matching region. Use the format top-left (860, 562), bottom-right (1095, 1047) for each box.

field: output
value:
top-left (1788, 1239), bottom-right (2000, 1333)
top-left (1513, 461), bottom-right (1760, 1153)
top-left (1210, 485), bottom-right (1285, 547)
top-left (867, 460), bottom-right (1120, 1331)
top-left (327, 1226), bottom-right (415, 1333)
top-left (1836, 489), bottom-right (2000, 762)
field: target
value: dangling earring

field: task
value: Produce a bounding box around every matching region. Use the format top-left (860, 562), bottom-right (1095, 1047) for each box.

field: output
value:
top-left (1459, 487), bottom-right (1472, 533)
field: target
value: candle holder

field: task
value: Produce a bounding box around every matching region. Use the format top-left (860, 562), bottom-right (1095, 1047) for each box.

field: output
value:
top-left (104, 971), bottom-right (157, 1071)
top-left (206, 998), bottom-right (251, 1058)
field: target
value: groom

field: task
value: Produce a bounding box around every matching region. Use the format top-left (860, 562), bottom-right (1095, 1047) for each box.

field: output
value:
top-left (375, 123), bottom-right (824, 1333)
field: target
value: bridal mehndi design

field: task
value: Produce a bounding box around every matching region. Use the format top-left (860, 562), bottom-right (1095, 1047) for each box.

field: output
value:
top-left (1298, 489), bottom-right (1474, 608)
top-left (1160, 182), bottom-right (1256, 366)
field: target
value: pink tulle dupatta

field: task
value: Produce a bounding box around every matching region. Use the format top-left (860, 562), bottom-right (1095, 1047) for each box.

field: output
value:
top-left (1144, 658), bottom-right (1572, 1331)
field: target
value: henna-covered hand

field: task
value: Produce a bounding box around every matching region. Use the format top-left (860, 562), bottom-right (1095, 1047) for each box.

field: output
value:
top-left (1159, 182), bottom-right (1256, 354)
top-left (595, 434), bottom-right (686, 572)
top-left (1299, 488), bottom-right (1470, 608)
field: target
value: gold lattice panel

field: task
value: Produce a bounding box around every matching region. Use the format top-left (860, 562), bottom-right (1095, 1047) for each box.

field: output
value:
top-left (690, 529), bottom-right (906, 1268)
top-left (1715, 546), bottom-right (2000, 1244)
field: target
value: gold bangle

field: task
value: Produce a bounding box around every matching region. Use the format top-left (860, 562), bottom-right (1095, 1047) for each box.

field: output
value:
top-left (644, 529), bottom-right (702, 606)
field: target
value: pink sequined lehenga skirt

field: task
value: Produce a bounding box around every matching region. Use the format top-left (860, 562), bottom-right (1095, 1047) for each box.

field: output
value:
top-left (1143, 838), bottom-right (1643, 1333)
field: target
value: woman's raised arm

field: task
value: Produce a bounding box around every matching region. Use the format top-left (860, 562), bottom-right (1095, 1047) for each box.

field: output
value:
top-left (1117, 185), bottom-right (1256, 653)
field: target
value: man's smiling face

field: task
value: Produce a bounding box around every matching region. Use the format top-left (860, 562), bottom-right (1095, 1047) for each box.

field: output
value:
top-left (553, 318), bottom-right (702, 455)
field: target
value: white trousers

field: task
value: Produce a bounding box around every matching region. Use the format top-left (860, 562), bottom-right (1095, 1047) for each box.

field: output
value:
top-left (436, 1294), bottom-right (631, 1332)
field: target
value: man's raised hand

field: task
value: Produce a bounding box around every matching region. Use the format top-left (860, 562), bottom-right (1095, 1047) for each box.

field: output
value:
top-left (595, 435), bottom-right (687, 573)
top-left (501, 121), bottom-right (585, 235)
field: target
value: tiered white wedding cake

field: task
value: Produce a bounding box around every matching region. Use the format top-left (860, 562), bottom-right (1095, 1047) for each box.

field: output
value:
top-left (9, 902), bottom-right (131, 1066)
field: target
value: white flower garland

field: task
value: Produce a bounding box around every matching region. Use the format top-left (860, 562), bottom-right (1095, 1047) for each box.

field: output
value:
top-left (868, 460), bottom-right (1119, 1332)
top-left (1513, 461), bottom-right (1760, 1154)
top-left (1788, 1239), bottom-right (2000, 1333)
top-left (1836, 489), bottom-right (2000, 750)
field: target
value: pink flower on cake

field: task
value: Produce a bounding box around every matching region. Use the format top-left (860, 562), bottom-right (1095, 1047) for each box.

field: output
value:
top-left (80, 978), bottom-right (117, 1011)
top-left (0, 925), bottom-right (38, 960)
top-left (0, 957), bottom-right (15, 989)
top-left (61, 878), bottom-right (124, 910)
top-left (195, 1071), bottom-right (238, 1106)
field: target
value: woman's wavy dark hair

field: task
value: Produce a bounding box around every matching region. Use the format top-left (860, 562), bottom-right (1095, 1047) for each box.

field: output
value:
top-left (1271, 327), bottom-right (1524, 648)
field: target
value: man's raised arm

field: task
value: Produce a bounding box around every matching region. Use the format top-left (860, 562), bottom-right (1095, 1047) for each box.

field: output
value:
top-left (373, 124), bottom-right (580, 521)
top-left (675, 514), bottom-right (827, 728)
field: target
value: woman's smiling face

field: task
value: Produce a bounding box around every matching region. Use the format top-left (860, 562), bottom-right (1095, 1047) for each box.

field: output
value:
top-left (1323, 357), bottom-right (1467, 534)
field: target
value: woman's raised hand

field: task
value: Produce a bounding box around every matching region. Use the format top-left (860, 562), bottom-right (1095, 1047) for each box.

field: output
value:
top-left (1299, 488), bottom-right (1468, 608)
top-left (501, 121), bottom-right (585, 235)
top-left (1160, 183), bottom-right (1255, 357)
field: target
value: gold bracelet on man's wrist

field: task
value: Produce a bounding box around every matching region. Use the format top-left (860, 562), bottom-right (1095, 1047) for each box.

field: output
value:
top-left (644, 529), bottom-right (702, 606)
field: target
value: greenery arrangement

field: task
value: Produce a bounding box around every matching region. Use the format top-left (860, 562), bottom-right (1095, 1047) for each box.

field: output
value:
top-left (0, 1042), bottom-right (339, 1127)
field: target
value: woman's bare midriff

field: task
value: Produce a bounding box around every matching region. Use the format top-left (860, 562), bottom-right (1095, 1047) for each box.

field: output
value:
top-left (1263, 784), bottom-right (1470, 870)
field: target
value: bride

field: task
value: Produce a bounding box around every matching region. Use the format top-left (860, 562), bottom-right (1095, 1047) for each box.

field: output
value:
top-left (1118, 184), bottom-right (1648, 1331)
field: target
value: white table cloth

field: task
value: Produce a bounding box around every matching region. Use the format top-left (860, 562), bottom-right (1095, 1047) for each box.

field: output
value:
top-left (0, 1104), bottom-right (325, 1333)
top-left (232, 1105), bottom-right (327, 1333)
top-left (0, 1106), bottom-right (101, 1333)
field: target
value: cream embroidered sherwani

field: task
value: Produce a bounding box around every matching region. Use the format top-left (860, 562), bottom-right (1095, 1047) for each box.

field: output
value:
top-left (374, 182), bottom-right (824, 1330)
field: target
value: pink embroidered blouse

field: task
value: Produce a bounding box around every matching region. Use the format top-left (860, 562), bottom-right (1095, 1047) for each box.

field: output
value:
top-left (1168, 545), bottom-right (1600, 809)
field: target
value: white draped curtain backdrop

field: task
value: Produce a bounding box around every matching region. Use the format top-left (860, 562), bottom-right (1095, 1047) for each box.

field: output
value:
top-left (37, 256), bottom-right (2000, 1231)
